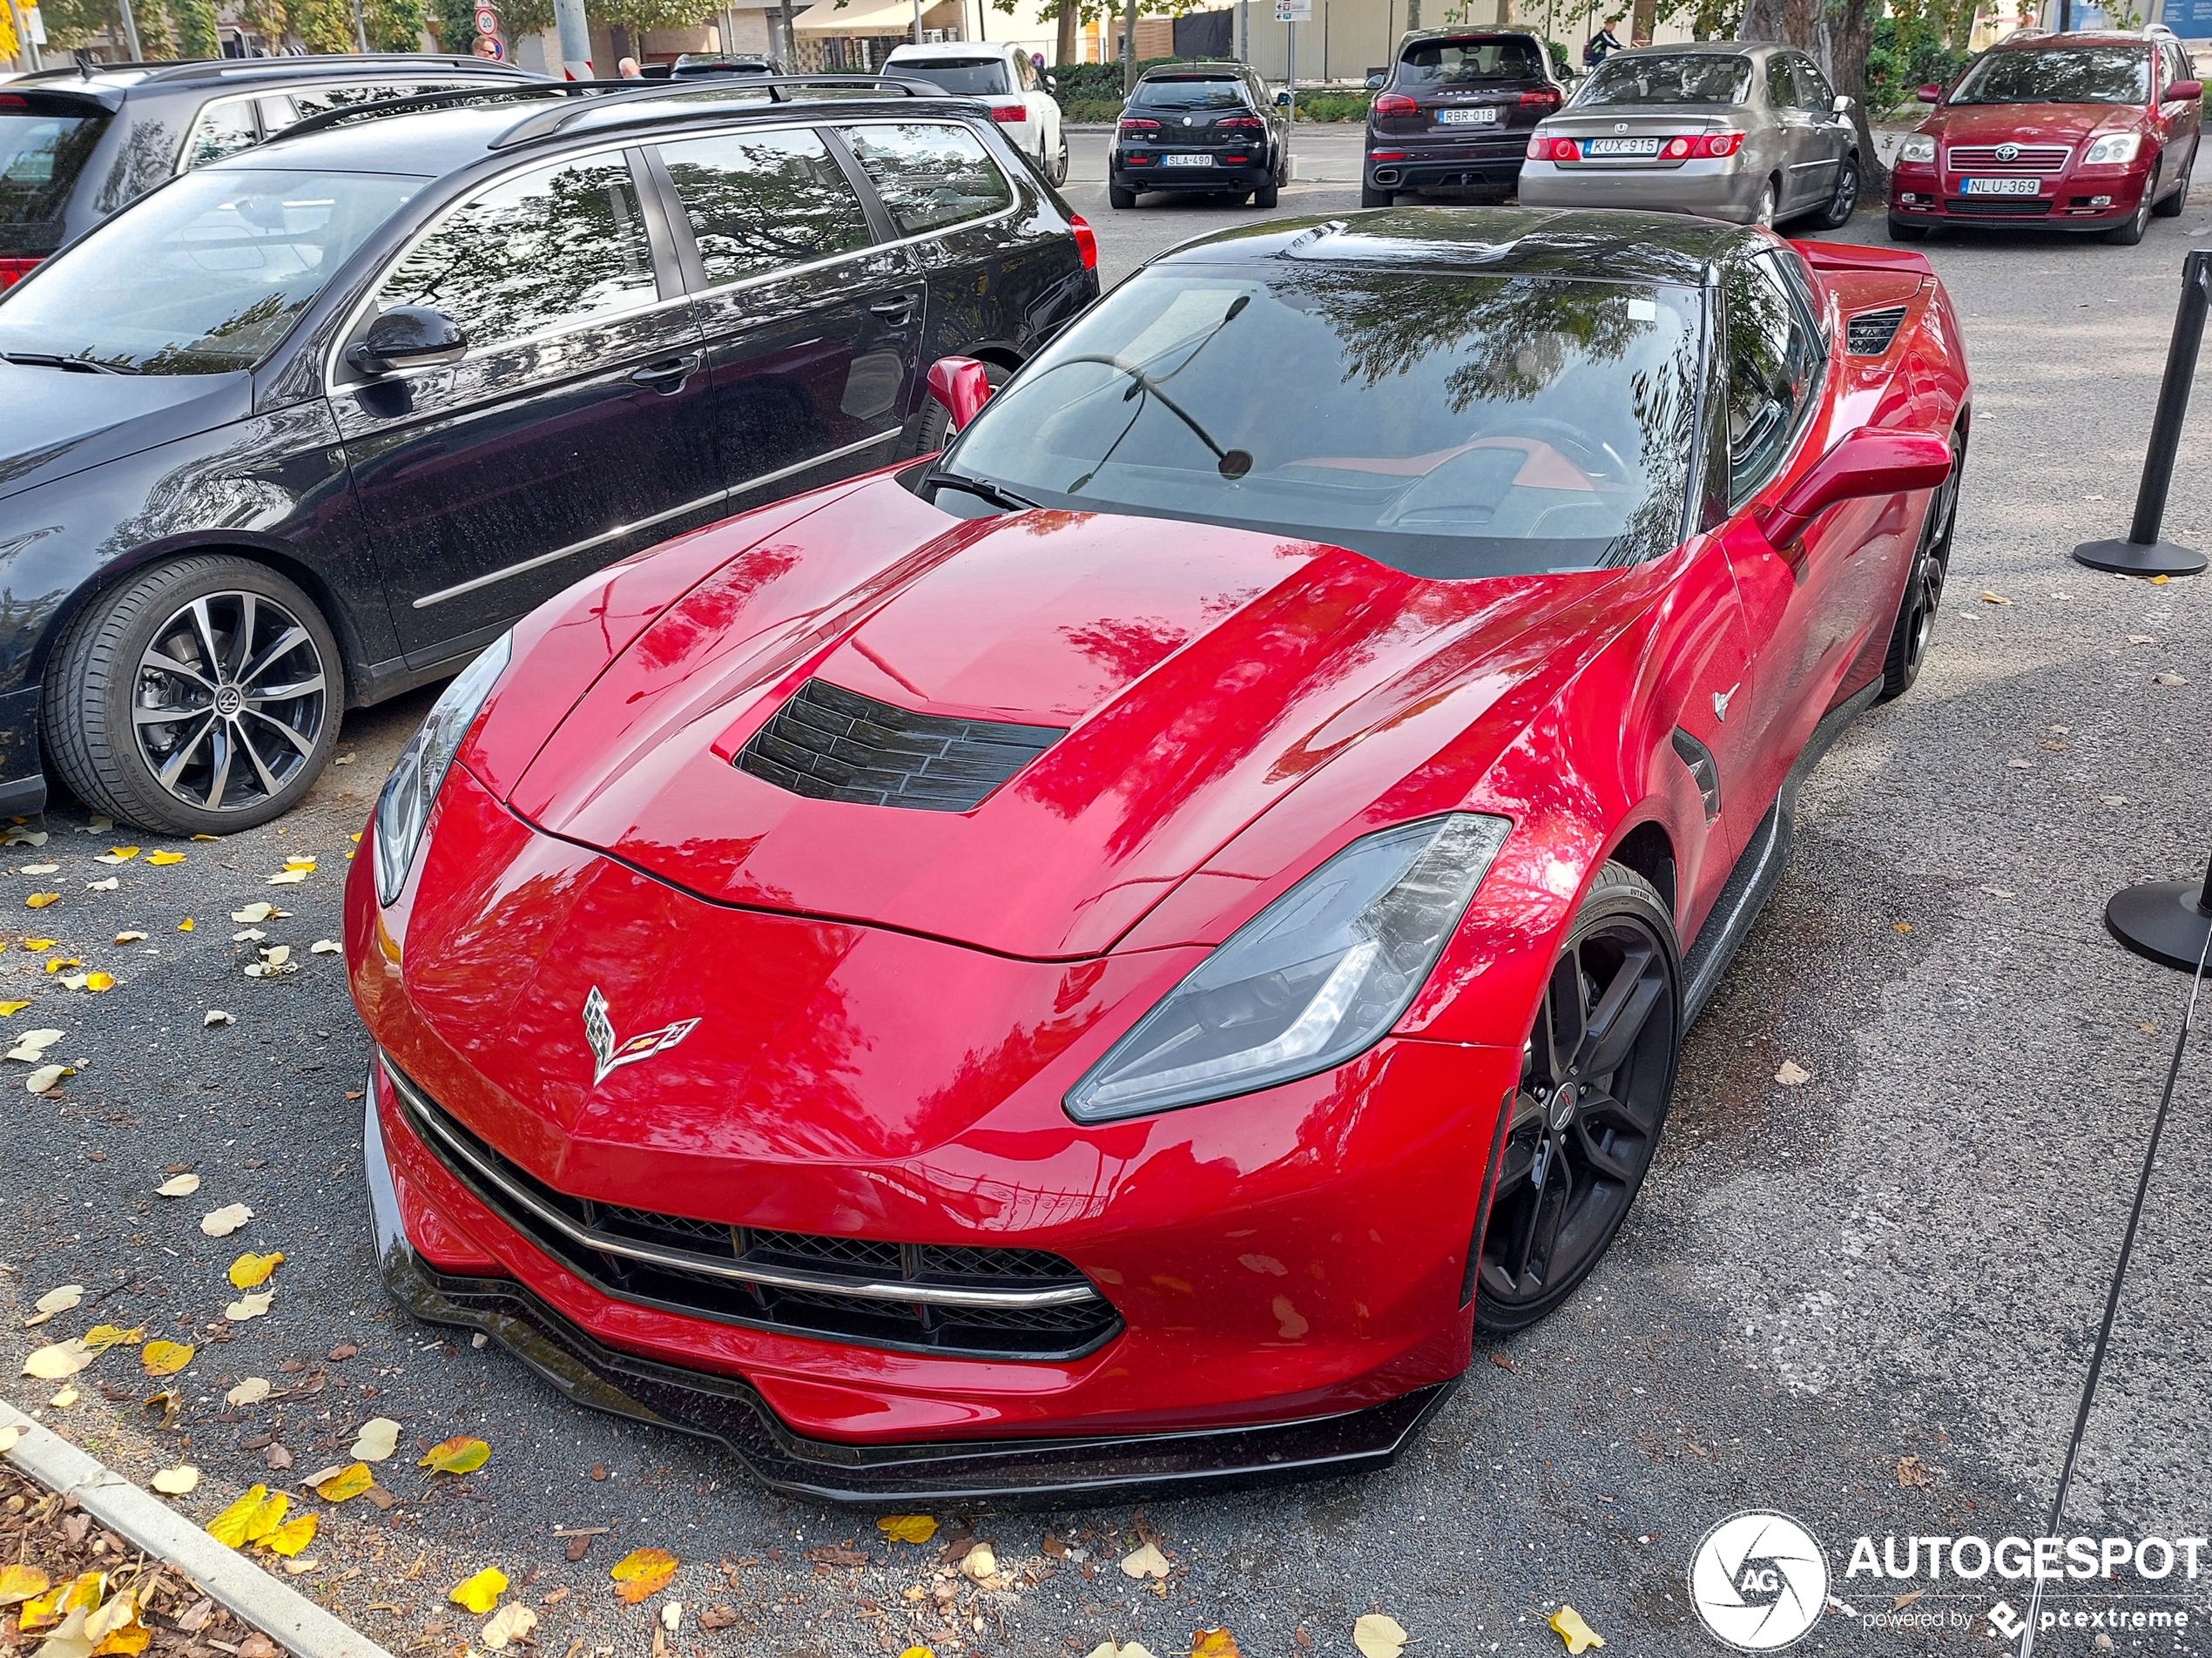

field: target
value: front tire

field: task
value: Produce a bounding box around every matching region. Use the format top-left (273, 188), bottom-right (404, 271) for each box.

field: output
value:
top-left (1474, 863), bottom-right (1680, 1335)
top-left (2107, 184), bottom-right (2153, 244)
top-left (44, 555), bottom-right (344, 836)
top-left (1815, 154), bottom-right (1860, 228)
top-left (1886, 213), bottom-right (1930, 242)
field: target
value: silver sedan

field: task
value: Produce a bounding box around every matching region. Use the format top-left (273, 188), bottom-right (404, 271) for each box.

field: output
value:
top-left (1518, 43), bottom-right (1860, 227)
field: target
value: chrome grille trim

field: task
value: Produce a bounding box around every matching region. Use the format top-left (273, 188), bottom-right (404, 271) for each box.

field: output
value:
top-left (1946, 143), bottom-right (2069, 172)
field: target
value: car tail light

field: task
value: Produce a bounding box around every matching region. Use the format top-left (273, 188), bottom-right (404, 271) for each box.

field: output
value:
top-left (1373, 92), bottom-right (1418, 117)
top-left (1218, 113), bottom-right (1264, 129)
top-left (1371, 150), bottom-right (1407, 160)
top-left (1519, 88), bottom-right (1561, 108)
top-left (989, 103), bottom-right (1027, 124)
top-left (1118, 116), bottom-right (1159, 133)
top-left (1068, 212), bottom-right (1096, 272)
top-left (0, 96), bottom-right (26, 109)
top-left (1699, 131), bottom-right (1743, 157)
top-left (1545, 137), bottom-right (1580, 160)
top-left (1664, 137), bottom-right (1692, 157)
top-left (0, 258), bottom-right (37, 289)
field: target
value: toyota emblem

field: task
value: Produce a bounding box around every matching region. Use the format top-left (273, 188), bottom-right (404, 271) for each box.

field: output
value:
top-left (1995, 141), bottom-right (2020, 161)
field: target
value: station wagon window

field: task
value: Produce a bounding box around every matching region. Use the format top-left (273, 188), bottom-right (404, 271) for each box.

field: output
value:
top-left (838, 123), bottom-right (1011, 235)
top-left (1722, 253), bottom-right (1820, 505)
top-left (370, 152), bottom-right (656, 352)
top-left (658, 127), bottom-right (872, 286)
top-left (184, 98), bottom-right (261, 170)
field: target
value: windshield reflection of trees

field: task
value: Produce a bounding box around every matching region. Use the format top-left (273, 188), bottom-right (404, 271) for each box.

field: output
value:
top-left (1958, 49), bottom-right (2148, 104)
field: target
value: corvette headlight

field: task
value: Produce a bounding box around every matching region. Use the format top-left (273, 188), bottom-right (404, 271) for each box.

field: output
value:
top-left (1898, 133), bottom-right (1936, 164)
top-left (2084, 131), bottom-right (2141, 165)
top-left (1065, 813), bottom-right (1509, 1122)
top-left (373, 632), bottom-right (510, 907)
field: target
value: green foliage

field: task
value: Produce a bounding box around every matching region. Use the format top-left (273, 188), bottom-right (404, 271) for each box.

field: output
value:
top-left (1865, 13), bottom-right (1967, 111)
top-left (173, 0), bottom-right (219, 54)
top-left (428, 0), bottom-right (550, 47)
top-left (1294, 89), bottom-right (1369, 120)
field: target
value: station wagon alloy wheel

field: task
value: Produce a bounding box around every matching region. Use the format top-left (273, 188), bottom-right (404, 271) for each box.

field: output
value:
top-left (133, 590), bottom-right (328, 813)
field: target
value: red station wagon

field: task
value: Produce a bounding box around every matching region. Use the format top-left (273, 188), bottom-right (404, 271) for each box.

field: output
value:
top-left (1888, 26), bottom-right (2202, 244)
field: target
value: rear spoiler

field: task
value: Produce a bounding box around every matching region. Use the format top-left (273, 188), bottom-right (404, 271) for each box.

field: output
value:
top-left (1789, 238), bottom-right (1933, 279)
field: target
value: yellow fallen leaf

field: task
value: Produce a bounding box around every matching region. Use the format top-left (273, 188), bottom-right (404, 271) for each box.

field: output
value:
top-left (311, 940), bottom-right (342, 954)
top-left (145, 851), bottom-right (185, 866)
top-left (482, 1601), bottom-right (539, 1650)
top-left (47, 1384), bottom-right (79, 1408)
top-left (199, 1203), bottom-right (253, 1237)
top-left (23, 1339), bottom-right (91, 1379)
top-left (151, 1465), bottom-right (199, 1495)
top-left (0, 1562), bottom-right (50, 1607)
top-left (0, 1424), bottom-right (17, 1452)
top-left (82, 1324), bottom-right (144, 1352)
top-left (0, 1000), bottom-right (30, 1015)
top-left (225, 1378), bottom-right (271, 1406)
top-left (177, 918), bottom-right (192, 931)
top-left (228, 1250), bottom-right (284, 1288)
top-left (59, 974), bottom-right (90, 991)
top-left (25, 1063), bottom-right (71, 1094)
top-left (283, 857), bottom-right (317, 872)
top-left (312, 1461), bottom-right (375, 1502)
top-left (192, 832), bottom-right (219, 840)
top-left (33, 1284), bottom-right (83, 1317)
top-left (1352, 1614), bottom-right (1409, 1658)
top-left (230, 903), bottom-right (283, 923)
top-left (84, 972), bottom-right (113, 992)
top-left (1082, 1648), bottom-right (1157, 1658)
top-left (350, 1416), bottom-right (401, 1461)
top-left (224, 1290), bottom-right (273, 1322)
top-left (140, 1339), bottom-right (193, 1376)
top-left (419, 1435), bottom-right (490, 1475)
top-left (8, 1025), bottom-right (63, 1054)
top-left (240, 1490), bottom-right (289, 1545)
top-left (207, 1485), bottom-right (271, 1547)
top-left (24, 893), bottom-right (57, 908)
top-left (1120, 1541), bottom-right (1170, 1580)
top-left (19, 1568), bottom-right (102, 1634)
top-left (261, 1512), bottom-right (317, 1556)
top-left (610, 1547), bottom-right (678, 1603)
top-left (1191, 1631), bottom-right (1242, 1657)
top-left (267, 868), bottom-right (309, 885)
top-left (87, 1592), bottom-right (152, 1655)
top-left (450, 1567), bottom-right (508, 1614)
top-left (876, 1515), bottom-right (938, 1544)
top-left (154, 1173), bottom-right (199, 1197)
top-left (113, 932), bottom-right (145, 944)
top-left (84, 878), bottom-right (118, 893)
top-left (96, 848), bottom-right (140, 864)
top-left (1549, 1606), bottom-right (1605, 1654)
top-left (21, 939), bottom-right (53, 950)
top-left (44, 957), bottom-right (79, 972)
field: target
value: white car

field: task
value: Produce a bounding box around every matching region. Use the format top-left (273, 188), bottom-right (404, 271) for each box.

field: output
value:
top-left (884, 40), bottom-right (1068, 185)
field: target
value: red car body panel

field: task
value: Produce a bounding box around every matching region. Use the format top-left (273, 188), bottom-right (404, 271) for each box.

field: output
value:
top-left (349, 224), bottom-right (1971, 1478)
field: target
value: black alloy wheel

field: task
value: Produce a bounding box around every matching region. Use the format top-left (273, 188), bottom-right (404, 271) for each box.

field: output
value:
top-left (1817, 154), bottom-right (1860, 228)
top-left (1878, 424), bottom-right (1965, 700)
top-left (1051, 133), bottom-right (1070, 186)
top-left (1474, 865), bottom-right (1680, 1333)
top-left (2107, 180), bottom-right (2154, 245)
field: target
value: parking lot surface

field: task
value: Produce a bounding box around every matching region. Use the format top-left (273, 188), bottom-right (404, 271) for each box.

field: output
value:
top-left (3, 151), bottom-right (2209, 1658)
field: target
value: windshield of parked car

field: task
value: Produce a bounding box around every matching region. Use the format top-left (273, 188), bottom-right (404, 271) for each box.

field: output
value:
top-left (1132, 78), bottom-right (1247, 111)
top-left (941, 264), bottom-right (1703, 578)
top-left (894, 57), bottom-right (1013, 95)
top-left (1399, 36), bottom-right (1550, 84)
top-left (0, 104), bottom-right (112, 258)
top-left (1948, 45), bottom-right (2150, 104)
top-left (0, 166), bottom-right (420, 374)
top-left (1576, 52), bottom-right (1752, 105)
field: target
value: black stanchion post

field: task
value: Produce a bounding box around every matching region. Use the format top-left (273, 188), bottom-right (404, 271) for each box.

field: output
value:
top-left (2105, 841), bottom-right (2212, 972)
top-left (2074, 249), bottom-right (2212, 578)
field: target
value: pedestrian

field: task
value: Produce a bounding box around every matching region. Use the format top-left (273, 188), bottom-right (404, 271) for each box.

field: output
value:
top-left (1583, 16), bottom-right (1624, 68)
top-left (617, 55), bottom-right (644, 78)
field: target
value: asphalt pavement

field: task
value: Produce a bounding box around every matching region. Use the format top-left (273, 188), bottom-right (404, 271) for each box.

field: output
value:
top-left (3, 136), bottom-right (2211, 1658)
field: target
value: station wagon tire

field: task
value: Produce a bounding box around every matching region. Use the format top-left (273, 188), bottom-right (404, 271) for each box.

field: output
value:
top-left (2107, 183), bottom-right (2154, 245)
top-left (1815, 154), bottom-right (1860, 228)
top-left (1255, 174), bottom-right (1280, 209)
top-left (44, 556), bottom-right (343, 837)
top-left (1361, 183), bottom-right (1393, 207)
top-left (1879, 425), bottom-right (1964, 701)
top-left (2153, 148), bottom-right (2189, 216)
top-left (915, 358), bottom-right (1009, 458)
top-left (1109, 183), bottom-right (1136, 209)
top-left (1473, 863), bottom-right (1679, 1335)
top-left (1886, 214), bottom-right (1930, 242)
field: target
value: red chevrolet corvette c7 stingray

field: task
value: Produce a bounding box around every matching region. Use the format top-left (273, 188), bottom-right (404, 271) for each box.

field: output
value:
top-left (347, 207), bottom-right (1968, 1501)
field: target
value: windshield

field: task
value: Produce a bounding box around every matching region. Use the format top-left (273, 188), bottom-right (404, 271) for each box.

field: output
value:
top-left (1133, 78), bottom-right (1247, 111)
top-left (1949, 46), bottom-right (2150, 104)
top-left (895, 57), bottom-right (1012, 95)
top-left (941, 264), bottom-right (1703, 578)
top-left (0, 106), bottom-right (111, 257)
top-left (1576, 52), bottom-right (1752, 106)
top-left (1399, 36), bottom-right (1550, 85)
top-left (0, 166), bottom-right (419, 374)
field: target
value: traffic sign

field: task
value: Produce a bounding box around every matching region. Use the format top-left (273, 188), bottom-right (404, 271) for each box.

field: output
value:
top-left (474, 6), bottom-right (499, 33)
top-left (1274, 0), bottom-right (1310, 20)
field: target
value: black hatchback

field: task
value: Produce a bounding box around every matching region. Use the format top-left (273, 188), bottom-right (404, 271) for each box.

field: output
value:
top-left (1109, 63), bottom-right (1289, 208)
top-left (0, 79), bottom-right (1099, 834)
top-left (0, 55), bottom-right (539, 288)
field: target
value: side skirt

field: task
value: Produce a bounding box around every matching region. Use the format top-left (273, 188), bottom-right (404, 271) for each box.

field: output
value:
top-left (1679, 679), bottom-right (1883, 1027)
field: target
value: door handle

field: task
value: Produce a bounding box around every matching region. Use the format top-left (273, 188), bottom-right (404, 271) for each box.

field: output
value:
top-left (631, 353), bottom-right (701, 392)
top-left (869, 298), bottom-right (917, 323)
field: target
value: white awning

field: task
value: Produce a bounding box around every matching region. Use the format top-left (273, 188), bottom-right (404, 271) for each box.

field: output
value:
top-left (791, 0), bottom-right (922, 34)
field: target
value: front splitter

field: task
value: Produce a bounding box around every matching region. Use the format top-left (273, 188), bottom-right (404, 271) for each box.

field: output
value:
top-left (366, 1095), bottom-right (1459, 1504)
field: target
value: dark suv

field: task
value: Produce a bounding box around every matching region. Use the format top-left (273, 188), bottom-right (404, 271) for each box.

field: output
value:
top-left (0, 56), bottom-right (539, 287)
top-left (0, 79), bottom-right (1099, 834)
top-left (1362, 29), bottom-right (1566, 206)
top-left (1109, 62), bottom-right (1288, 208)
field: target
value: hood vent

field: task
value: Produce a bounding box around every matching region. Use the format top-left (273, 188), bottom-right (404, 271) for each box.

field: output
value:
top-left (736, 678), bottom-right (1065, 812)
top-left (1845, 305), bottom-right (1908, 356)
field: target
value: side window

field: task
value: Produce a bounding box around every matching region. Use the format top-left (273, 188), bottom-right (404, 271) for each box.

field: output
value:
top-left (370, 152), bottom-right (657, 352)
top-left (1722, 254), bottom-right (1818, 503)
top-left (182, 100), bottom-right (260, 170)
top-left (1794, 57), bottom-right (1833, 111)
top-left (838, 123), bottom-right (1014, 236)
top-left (1764, 55), bottom-right (1793, 107)
top-left (658, 127), bottom-right (873, 286)
top-left (1014, 53), bottom-right (1036, 91)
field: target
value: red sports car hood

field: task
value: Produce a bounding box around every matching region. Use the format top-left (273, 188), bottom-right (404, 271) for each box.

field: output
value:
top-left (1928, 102), bottom-right (2140, 146)
top-left (503, 477), bottom-right (1618, 959)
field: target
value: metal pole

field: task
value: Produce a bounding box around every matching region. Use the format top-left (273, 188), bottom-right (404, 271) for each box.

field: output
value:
top-left (351, 0), bottom-right (369, 51)
top-left (115, 0), bottom-right (141, 60)
top-left (2074, 250), bottom-right (2211, 576)
top-left (1122, 0), bottom-right (1136, 93)
top-left (911, 0), bottom-right (920, 44)
top-left (553, 0), bottom-right (590, 77)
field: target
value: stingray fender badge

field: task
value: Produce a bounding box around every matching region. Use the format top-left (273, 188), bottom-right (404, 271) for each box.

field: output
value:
top-left (583, 986), bottom-right (700, 1085)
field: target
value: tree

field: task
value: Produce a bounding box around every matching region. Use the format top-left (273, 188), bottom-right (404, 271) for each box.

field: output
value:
top-left (173, 0), bottom-right (219, 57)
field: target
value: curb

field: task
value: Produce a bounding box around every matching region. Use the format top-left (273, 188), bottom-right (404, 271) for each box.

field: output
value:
top-left (0, 1400), bottom-right (397, 1658)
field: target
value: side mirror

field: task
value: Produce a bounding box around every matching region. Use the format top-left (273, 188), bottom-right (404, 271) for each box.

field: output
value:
top-left (1917, 82), bottom-right (1943, 103)
top-left (1757, 428), bottom-right (1952, 547)
top-left (1831, 92), bottom-right (1853, 113)
top-left (1045, 72), bottom-right (1057, 91)
top-left (1366, 72), bottom-right (1385, 89)
top-left (1275, 90), bottom-right (1291, 106)
top-left (347, 305), bottom-right (467, 376)
top-left (2172, 78), bottom-right (2202, 100)
top-left (927, 356), bottom-right (993, 434)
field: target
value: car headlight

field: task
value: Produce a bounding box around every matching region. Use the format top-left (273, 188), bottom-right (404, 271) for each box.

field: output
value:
top-left (2084, 131), bottom-right (2141, 165)
top-left (1065, 813), bottom-right (1509, 1122)
top-left (373, 632), bottom-right (511, 907)
top-left (1898, 133), bottom-right (1937, 164)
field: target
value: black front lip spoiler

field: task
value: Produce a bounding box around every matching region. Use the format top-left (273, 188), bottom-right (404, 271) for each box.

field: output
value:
top-left (366, 1095), bottom-right (1459, 1504)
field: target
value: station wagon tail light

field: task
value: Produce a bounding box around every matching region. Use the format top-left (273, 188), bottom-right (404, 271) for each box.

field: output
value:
top-left (988, 103), bottom-right (1027, 123)
top-left (1699, 131), bottom-right (1744, 157)
top-left (1069, 212), bottom-right (1096, 272)
top-left (1218, 113), bottom-right (1264, 129)
top-left (1373, 92), bottom-right (1418, 116)
top-left (1519, 87), bottom-right (1561, 108)
top-left (1118, 116), bottom-right (1159, 132)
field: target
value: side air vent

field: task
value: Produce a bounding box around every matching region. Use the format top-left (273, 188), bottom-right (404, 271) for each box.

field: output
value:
top-left (1671, 727), bottom-right (1722, 824)
top-left (736, 678), bottom-right (1064, 812)
top-left (1845, 305), bottom-right (1908, 356)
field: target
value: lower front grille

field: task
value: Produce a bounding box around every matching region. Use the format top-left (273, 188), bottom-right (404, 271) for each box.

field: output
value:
top-left (1946, 196), bottom-right (2051, 217)
top-left (383, 1060), bottom-right (1122, 1360)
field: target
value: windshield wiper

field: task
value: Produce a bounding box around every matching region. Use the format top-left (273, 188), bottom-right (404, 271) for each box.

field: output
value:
top-left (922, 469), bottom-right (1038, 512)
top-left (0, 351), bottom-right (138, 375)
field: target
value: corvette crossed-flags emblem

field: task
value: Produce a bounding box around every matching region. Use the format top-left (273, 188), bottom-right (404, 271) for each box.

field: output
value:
top-left (583, 986), bottom-right (699, 1085)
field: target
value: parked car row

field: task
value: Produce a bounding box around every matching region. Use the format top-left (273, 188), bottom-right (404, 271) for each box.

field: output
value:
top-left (0, 75), bottom-right (1098, 833)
